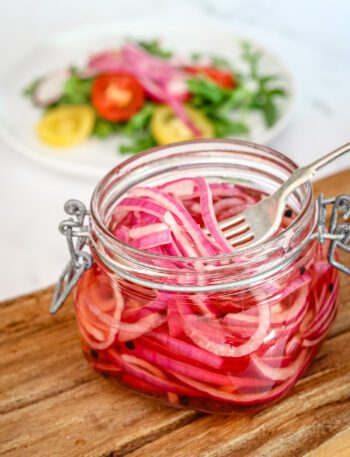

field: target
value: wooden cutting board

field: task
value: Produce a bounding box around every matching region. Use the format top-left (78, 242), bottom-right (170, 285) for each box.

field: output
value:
top-left (1, 170), bottom-right (350, 457)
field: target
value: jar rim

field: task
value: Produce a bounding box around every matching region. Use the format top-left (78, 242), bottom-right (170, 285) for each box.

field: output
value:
top-left (90, 138), bottom-right (314, 263)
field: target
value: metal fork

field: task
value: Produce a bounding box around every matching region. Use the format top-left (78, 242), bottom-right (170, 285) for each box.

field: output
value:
top-left (219, 143), bottom-right (350, 248)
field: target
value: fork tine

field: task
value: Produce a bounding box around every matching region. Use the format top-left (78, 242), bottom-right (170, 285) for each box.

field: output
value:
top-left (229, 230), bottom-right (254, 247)
top-left (224, 222), bottom-right (250, 239)
top-left (219, 213), bottom-right (245, 230)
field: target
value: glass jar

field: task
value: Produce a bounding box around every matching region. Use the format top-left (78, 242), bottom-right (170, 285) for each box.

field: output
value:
top-left (53, 139), bottom-right (349, 413)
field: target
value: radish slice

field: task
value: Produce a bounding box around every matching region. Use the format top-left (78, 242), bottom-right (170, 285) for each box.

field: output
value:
top-left (33, 68), bottom-right (71, 107)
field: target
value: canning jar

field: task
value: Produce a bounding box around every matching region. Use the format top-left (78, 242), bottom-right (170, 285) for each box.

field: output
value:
top-left (52, 139), bottom-right (350, 413)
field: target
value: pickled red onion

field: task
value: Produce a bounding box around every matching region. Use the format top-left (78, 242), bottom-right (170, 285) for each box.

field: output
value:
top-left (75, 177), bottom-right (338, 409)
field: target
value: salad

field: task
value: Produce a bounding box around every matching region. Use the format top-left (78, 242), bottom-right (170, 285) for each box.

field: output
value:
top-left (24, 40), bottom-right (287, 153)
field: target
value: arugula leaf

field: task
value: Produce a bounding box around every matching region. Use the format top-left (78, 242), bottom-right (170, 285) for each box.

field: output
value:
top-left (189, 53), bottom-right (234, 73)
top-left (240, 42), bottom-right (287, 127)
top-left (268, 87), bottom-right (287, 97)
top-left (93, 104), bottom-right (156, 145)
top-left (187, 78), bottom-right (228, 105)
top-left (190, 52), bottom-right (202, 62)
top-left (137, 40), bottom-right (172, 59)
top-left (218, 86), bottom-right (253, 113)
top-left (119, 103), bottom-right (157, 154)
top-left (60, 75), bottom-right (93, 105)
top-left (23, 78), bottom-right (42, 97)
top-left (119, 133), bottom-right (157, 154)
top-left (187, 78), bottom-right (254, 115)
top-left (210, 56), bottom-right (233, 71)
top-left (93, 117), bottom-right (121, 139)
top-left (124, 103), bottom-right (154, 134)
top-left (187, 77), bottom-right (250, 137)
top-left (241, 41), bottom-right (261, 79)
top-left (211, 115), bottom-right (249, 137)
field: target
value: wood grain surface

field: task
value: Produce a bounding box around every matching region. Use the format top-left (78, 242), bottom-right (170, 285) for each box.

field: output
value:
top-left (1, 170), bottom-right (349, 457)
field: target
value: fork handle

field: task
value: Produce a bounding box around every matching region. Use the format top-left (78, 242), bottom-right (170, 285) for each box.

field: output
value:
top-left (307, 142), bottom-right (350, 174)
top-left (277, 142), bottom-right (350, 202)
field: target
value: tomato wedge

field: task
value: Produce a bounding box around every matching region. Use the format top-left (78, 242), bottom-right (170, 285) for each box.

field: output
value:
top-left (92, 73), bottom-right (145, 122)
top-left (185, 66), bottom-right (236, 89)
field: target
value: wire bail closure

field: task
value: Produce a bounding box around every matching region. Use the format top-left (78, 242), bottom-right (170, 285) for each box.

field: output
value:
top-left (50, 200), bottom-right (93, 315)
top-left (315, 193), bottom-right (350, 275)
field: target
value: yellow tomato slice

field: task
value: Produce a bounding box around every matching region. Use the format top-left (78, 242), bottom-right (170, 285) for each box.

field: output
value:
top-left (150, 105), bottom-right (214, 145)
top-left (37, 105), bottom-right (95, 148)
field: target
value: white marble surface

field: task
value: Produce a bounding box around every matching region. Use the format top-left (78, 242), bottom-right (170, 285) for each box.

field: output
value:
top-left (0, 0), bottom-right (349, 301)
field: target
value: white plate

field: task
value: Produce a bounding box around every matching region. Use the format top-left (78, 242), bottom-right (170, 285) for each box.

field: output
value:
top-left (0, 19), bottom-right (296, 180)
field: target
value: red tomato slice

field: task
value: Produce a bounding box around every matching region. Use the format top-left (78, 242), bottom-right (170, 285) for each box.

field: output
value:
top-left (92, 73), bottom-right (145, 122)
top-left (185, 66), bottom-right (236, 89)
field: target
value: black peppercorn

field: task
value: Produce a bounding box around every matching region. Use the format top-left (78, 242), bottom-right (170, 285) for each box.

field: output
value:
top-left (300, 266), bottom-right (306, 275)
top-left (125, 341), bottom-right (135, 350)
top-left (284, 209), bottom-right (293, 218)
top-left (329, 283), bottom-right (334, 293)
top-left (90, 349), bottom-right (99, 359)
top-left (217, 312), bottom-right (227, 319)
top-left (180, 396), bottom-right (189, 406)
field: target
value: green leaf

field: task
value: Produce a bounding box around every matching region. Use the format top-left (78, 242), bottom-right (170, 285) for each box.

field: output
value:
top-left (124, 103), bottom-right (155, 135)
top-left (118, 103), bottom-right (157, 154)
top-left (119, 132), bottom-right (157, 154)
top-left (61, 75), bottom-right (93, 104)
top-left (267, 87), bottom-right (287, 97)
top-left (239, 41), bottom-right (288, 127)
top-left (187, 41), bottom-right (288, 131)
top-left (188, 74), bottom-right (251, 138)
top-left (260, 99), bottom-right (278, 127)
top-left (210, 56), bottom-right (233, 71)
top-left (93, 117), bottom-right (121, 139)
top-left (241, 41), bottom-right (262, 79)
top-left (137, 40), bottom-right (172, 59)
top-left (23, 78), bottom-right (42, 97)
top-left (190, 52), bottom-right (202, 62)
top-left (190, 53), bottom-right (233, 71)
top-left (210, 115), bottom-right (250, 137)
top-left (187, 78), bottom-right (227, 104)
top-left (258, 75), bottom-right (280, 84)
top-left (219, 86), bottom-right (253, 113)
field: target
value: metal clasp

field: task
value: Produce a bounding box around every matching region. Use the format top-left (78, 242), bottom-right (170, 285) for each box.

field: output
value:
top-left (51, 200), bottom-right (93, 314)
top-left (315, 193), bottom-right (350, 275)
